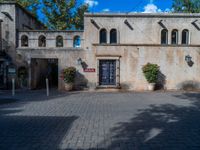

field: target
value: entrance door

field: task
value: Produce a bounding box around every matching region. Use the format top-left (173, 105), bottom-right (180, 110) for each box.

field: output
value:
top-left (99, 60), bottom-right (116, 86)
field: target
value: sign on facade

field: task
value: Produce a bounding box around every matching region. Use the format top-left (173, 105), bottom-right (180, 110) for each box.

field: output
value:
top-left (8, 67), bottom-right (16, 76)
top-left (84, 68), bottom-right (96, 72)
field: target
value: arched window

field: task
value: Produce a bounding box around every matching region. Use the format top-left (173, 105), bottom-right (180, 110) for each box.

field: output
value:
top-left (56, 36), bottom-right (63, 47)
top-left (38, 35), bottom-right (46, 47)
top-left (100, 28), bottom-right (107, 44)
top-left (73, 36), bottom-right (81, 48)
top-left (171, 29), bottom-right (178, 45)
top-left (21, 35), bottom-right (28, 47)
top-left (110, 29), bottom-right (117, 44)
top-left (161, 29), bottom-right (168, 44)
top-left (182, 29), bottom-right (189, 45)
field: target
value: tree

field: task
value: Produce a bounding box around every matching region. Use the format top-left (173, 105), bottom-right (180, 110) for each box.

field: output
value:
top-left (0, 0), bottom-right (89, 30)
top-left (42, 0), bottom-right (89, 30)
top-left (172, 0), bottom-right (200, 13)
top-left (0, 0), bottom-right (40, 16)
top-left (17, 0), bottom-right (40, 16)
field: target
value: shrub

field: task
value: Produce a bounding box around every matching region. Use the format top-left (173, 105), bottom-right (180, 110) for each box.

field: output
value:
top-left (142, 63), bottom-right (159, 83)
top-left (17, 66), bottom-right (28, 79)
top-left (62, 67), bottom-right (76, 84)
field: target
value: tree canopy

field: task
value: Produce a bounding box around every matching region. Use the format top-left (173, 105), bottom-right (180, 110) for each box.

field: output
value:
top-left (172, 0), bottom-right (200, 13)
top-left (0, 0), bottom-right (40, 16)
top-left (42, 0), bottom-right (88, 30)
top-left (0, 0), bottom-right (89, 30)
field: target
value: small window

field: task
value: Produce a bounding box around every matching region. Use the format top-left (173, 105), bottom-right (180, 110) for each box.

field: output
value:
top-left (38, 35), bottom-right (46, 47)
top-left (100, 28), bottom-right (107, 44)
top-left (171, 29), bottom-right (178, 45)
top-left (182, 29), bottom-right (189, 45)
top-left (73, 36), bottom-right (81, 48)
top-left (21, 35), bottom-right (28, 47)
top-left (110, 29), bottom-right (117, 44)
top-left (56, 36), bottom-right (63, 47)
top-left (161, 29), bottom-right (168, 44)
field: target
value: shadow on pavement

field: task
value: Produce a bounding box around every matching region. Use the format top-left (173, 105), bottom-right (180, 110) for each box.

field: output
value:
top-left (1, 91), bottom-right (200, 150)
top-left (57, 92), bottom-right (200, 150)
top-left (93, 92), bottom-right (200, 150)
top-left (0, 98), bottom-right (19, 105)
top-left (0, 116), bottom-right (78, 150)
top-left (0, 89), bottom-right (80, 106)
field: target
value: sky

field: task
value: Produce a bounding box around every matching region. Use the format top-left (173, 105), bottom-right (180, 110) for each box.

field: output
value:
top-left (84, 0), bottom-right (173, 13)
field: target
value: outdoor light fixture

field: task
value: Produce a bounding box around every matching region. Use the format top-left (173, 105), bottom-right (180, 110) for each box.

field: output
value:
top-left (185, 55), bottom-right (192, 63)
top-left (77, 58), bottom-right (83, 65)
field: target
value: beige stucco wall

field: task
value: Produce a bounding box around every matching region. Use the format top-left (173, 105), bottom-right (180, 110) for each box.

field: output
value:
top-left (18, 31), bottom-right (83, 48)
top-left (16, 13), bottom-right (200, 91)
top-left (93, 45), bottom-right (200, 90)
top-left (0, 3), bottom-right (16, 62)
top-left (17, 45), bottom-right (200, 91)
top-left (16, 48), bottom-right (87, 90)
top-left (84, 13), bottom-right (200, 49)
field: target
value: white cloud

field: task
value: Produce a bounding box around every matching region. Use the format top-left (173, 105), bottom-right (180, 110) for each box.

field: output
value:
top-left (102, 8), bottom-right (110, 12)
top-left (143, 3), bottom-right (172, 13)
top-left (165, 8), bottom-right (171, 12)
top-left (84, 0), bottom-right (98, 7)
top-left (144, 3), bottom-right (158, 13)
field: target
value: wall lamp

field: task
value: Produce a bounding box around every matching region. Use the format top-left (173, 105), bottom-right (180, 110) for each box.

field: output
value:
top-left (77, 58), bottom-right (83, 65)
top-left (185, 55), bottom-right (192, 63)
top-left (185, 55), bottom-right (194, 67)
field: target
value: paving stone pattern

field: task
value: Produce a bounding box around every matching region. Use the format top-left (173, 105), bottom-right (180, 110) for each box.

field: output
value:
top-left (0, 90), bottom-right (200, 150)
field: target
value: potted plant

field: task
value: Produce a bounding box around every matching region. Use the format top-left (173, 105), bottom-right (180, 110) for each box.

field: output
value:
top-left (61, 67), bottom-right (76, 91)
top-left (142, 63), bottom-right (159, 91)
top-left (17, 66), bottom-right (28, 88)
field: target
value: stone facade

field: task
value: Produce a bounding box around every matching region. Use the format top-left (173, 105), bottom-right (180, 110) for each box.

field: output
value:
top-left (2, 2), bottom-right (200, 91)
top-left (0, 2), bottom-right (45, 89)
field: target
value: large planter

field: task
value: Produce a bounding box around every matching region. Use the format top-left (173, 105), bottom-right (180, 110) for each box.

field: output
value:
top-left (148, 83), bottom-right (156, 91)
top-left (64, 83), bottom-right (73, 91)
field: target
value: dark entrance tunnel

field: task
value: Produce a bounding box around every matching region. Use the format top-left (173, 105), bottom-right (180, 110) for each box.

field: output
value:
top-left (31, 58), bottom-right (58, 89)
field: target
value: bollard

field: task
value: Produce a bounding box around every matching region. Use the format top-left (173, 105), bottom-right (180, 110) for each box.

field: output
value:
top-left (12, 78), bottom-right (15, 96)
top-left (46, 78), bottom-right (49, 96)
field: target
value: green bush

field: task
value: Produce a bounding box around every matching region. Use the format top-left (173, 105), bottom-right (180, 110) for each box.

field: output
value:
top-left (62, 67), bottom-right (76, 83)
top-left (142, 63), bottom-right (159, 83)
top-left (17, 66), bottom-right (28, 79)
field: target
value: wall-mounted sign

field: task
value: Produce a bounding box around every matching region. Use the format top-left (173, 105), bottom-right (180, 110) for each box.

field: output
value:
top-left (84, 68), bottom-right (96, 72)
top-left (8, 67), bottom-right (16, 76)
top-left (8, 68), bottom-right (16, 74)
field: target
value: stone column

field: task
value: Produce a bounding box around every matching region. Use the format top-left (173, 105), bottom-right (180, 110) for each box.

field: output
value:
top-left (27, 57), bottom-right (31, 89)
top-left (116, 59), bottom-right (120, 87)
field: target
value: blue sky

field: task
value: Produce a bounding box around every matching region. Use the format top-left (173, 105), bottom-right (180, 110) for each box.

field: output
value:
top-left (84, 0), bottom-right (173, 13)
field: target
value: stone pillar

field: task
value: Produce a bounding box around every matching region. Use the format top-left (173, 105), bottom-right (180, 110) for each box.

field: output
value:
top-left (0, 20), bottom-right (2, 51)
top-left (97, 59), bottom-right (100, 86)
top-left (27, 58), bottom-right (31, 89)
top-left (116, 59), bottom-right (120, 87)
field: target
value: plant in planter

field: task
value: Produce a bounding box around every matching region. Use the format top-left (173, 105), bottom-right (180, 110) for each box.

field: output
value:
top-left (17, 66), bottom-right (28, 88)
top-left (142, 63), bottom-right (159, 91)
top-left (61, 67), bottom-right (76, 91)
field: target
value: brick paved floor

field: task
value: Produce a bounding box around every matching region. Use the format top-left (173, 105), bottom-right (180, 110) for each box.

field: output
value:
top-left (0, 90), bottom-right (200, 150)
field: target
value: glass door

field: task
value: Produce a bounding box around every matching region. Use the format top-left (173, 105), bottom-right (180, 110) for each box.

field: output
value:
top-left (99, 60), bottom-right (116, 85)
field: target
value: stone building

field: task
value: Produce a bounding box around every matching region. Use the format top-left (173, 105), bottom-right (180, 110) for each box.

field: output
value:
top-left (0, 2), bottom-right (45, 89)
top-left (1, 1), bottom-right (200, 91)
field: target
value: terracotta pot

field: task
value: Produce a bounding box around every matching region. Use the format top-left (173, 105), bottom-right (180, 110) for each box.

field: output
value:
top-left (148, 83), bottom-right (156, 91)
top-left (64, 83), bottom-right (73, 91)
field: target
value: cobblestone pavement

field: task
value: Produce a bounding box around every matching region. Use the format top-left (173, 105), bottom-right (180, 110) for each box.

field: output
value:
top-left (0, 90), bottom-right (200, 150)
